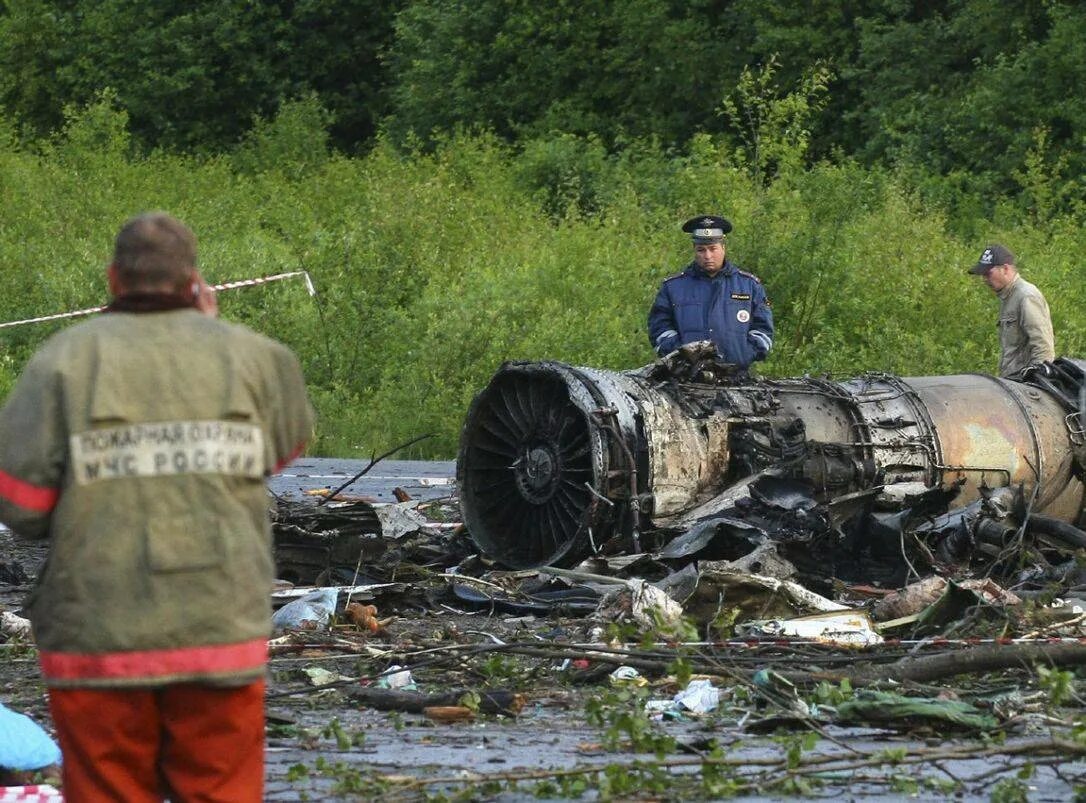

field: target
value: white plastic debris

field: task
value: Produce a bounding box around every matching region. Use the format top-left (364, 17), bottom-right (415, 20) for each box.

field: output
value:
top-left (271, 587), bottom-right (338, 632)
top-left (673, 678), bottom-right (720, 714)
top-left (0, 611), bottom-right (32, 640)
top-left (629, 579), bottom-right (685, 630)
top-left (742, 609), bottom-right (883, 647)
top-left (540, 566), bottom-right (685, 632)
top-left (303, 667), bottom-right (354, 687)
top-left (271, 583), bottom-right (400, 603)
top-left (645, 679), bottom-right (721, 719)
top-left (644, 699), bottom-right (674, 718)
top-left (375, 665), bottom-right (416, 690)
top-left (1050, 597), bottom-right (1086, 615)
top-left (609, 666), bottom-right (647, 687)
top-left (375, 501), bottom-right (431, 540)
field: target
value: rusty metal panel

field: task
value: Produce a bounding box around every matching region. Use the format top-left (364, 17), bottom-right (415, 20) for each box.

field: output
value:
top-left (907, 374), bottom-right (1081, 514)
top-left (639, 401), bottom-right (729, 518)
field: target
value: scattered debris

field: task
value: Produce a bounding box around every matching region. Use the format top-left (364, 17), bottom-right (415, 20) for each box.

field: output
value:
top-left (0, 703), bottom-right (60, 775)
top-left (303, 666), bottom-right (354, 687)
top-left (375, 501), bottom-right (432, 541)
top-left (457, 353), bottom-right (1086, 601)
top-left (670, 678), bottom-right (720, 715)
top-left (343, 602), bottom-right (383, 633)
top-left (836, 690), bottom-right (999, 731)
top-left (738, 609), bottom-right (883, 647)
top-left (373, 666), bottom-right (414, 690)
top-left (423, 706), bottom-right (474, 723)
top-left (609, 666), bottom-right (647, 687)
top-left (26, 342), bottom-right (1086, 797)
top-left (0, 563), bottom-right (28, 586)
top-left (0, 612), bottom-right (31, 641)
top-left (271, 587), bottom-right (339, 632)
top-left (7, 346), bottom-right (1086, 798)
top-left (348, 687), bottom-right (524, 716)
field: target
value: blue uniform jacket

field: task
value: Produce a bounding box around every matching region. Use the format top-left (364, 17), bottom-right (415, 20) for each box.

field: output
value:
top-left (647, 261), bottom-right (774, 369)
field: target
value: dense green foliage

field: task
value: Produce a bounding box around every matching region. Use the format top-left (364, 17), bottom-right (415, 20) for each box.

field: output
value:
top-left (2, 100), bottom-right (1084, 458)
top-left (1, 1), bottom-right (1085, 212)
top-left (1, 1), bottom-right (1085, 456)
top-left (0, 0), bottom-right (398, 152)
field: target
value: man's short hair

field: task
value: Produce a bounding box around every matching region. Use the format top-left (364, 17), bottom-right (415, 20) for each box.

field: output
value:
top-left (111, 212), bottom-right (196, 291)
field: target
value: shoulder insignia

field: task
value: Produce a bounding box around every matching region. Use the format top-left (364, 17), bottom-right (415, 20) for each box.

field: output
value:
top-left (662, 271), bottom-right (685, 283)
top-left (736, 269), bottom-right (763, 284)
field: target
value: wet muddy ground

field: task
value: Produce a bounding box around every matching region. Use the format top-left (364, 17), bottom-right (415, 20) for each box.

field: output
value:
top-left (3, 459), bottom-right (1085, 800)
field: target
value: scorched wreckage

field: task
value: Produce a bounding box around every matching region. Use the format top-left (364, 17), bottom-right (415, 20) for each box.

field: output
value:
top-left (457, 343), bottom-right (1086, 594)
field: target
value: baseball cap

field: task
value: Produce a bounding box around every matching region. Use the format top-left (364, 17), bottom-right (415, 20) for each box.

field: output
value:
top-left (968, 244), bottom-right (1015, 275)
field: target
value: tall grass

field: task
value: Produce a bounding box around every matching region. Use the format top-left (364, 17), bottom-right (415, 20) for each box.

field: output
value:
top-left (1, 103), bottom-right (1084, 458)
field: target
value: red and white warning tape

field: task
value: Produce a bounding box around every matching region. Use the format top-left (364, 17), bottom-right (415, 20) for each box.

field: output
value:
top-left (0, 270), bottom-right (315, 331)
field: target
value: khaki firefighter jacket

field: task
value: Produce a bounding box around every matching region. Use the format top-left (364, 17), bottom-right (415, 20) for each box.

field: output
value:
top-left (0, 307), bottom-right (313, 687)
top-left (997, 275), bottom-right (1055, 379)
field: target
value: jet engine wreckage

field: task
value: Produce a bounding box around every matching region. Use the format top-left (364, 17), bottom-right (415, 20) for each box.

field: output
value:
top-left (457, 343), bottom-right (1086, 601)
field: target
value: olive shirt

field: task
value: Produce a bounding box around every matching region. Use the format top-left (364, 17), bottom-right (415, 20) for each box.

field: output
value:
top-left (0, 306), bottom-right (313, 688)
top-left (996, 275), bottom-right (1055, 379)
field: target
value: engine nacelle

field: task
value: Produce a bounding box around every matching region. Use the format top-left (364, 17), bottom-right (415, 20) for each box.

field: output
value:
top-left (457, 353), bottom-right (1086, 569)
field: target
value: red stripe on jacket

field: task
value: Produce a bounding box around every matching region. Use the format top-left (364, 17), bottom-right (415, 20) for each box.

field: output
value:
top-left (39, 638), bottom-right (268, 681)
top-left (272, 441), bottom-right (307, 474)
top-left (0, 469), bottom-right (59, 512)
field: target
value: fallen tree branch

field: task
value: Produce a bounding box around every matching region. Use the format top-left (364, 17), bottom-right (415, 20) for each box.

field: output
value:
top-left (834, 642), bottom-right (1086, 685)
top-left (347, 686), bottom-right (524, 715)
top-left (318, 433), bottom-right (432, 505)
top-left (377, 736), bottom-right (1086, 796)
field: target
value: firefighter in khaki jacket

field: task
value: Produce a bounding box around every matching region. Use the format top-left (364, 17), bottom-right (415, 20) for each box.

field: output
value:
top-left (0, 213), bottom-right (314, 802)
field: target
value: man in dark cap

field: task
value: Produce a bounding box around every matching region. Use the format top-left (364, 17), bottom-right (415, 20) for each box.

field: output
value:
top-left (647, 215), bottom-right (774, 371)
top-left (967, 243), bottom-right (1054, 378)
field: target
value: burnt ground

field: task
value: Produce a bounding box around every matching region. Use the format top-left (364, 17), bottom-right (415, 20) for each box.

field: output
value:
top-left (3, 459), bottom-right (1086, 800)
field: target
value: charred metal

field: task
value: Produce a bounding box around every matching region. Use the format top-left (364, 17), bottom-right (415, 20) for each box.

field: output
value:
top-left (458, 343), bottom-right (1086, 594)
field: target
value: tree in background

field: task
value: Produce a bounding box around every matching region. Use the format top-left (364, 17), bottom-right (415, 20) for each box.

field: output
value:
top-left (849, 1), bottom-right (1085, 207)
top-left (0, 0), bottom-right (398, 152)
top-left (1, 0), bottom-right (1085, 222)
top-left (383, 0), bottom-right (731, 145)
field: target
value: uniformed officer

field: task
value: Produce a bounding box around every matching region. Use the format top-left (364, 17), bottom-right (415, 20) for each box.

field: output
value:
top-left (647, 215), bottom-right (774, 370)
top-left (967, 243), bottom-right (1055, 379)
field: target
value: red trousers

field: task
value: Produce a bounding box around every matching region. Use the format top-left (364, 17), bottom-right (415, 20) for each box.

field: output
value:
top-left (47, 679), bottom-right (265, 803)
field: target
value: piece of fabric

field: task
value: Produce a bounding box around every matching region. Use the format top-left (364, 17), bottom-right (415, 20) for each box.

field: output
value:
top-left (996, 275), bottom-right (1055, 378)
top-left (647, 261), bottom-right (774, 369)
top-left (0, 308), bottom-right (313, 686)
top-left (0, 702), bottom-right (61, 771)
top-left (48, 680), bottom-right (265, 803)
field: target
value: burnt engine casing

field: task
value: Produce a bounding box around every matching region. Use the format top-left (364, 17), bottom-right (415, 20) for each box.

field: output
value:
top-left (457, 359), bottom-right (1086, 569)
